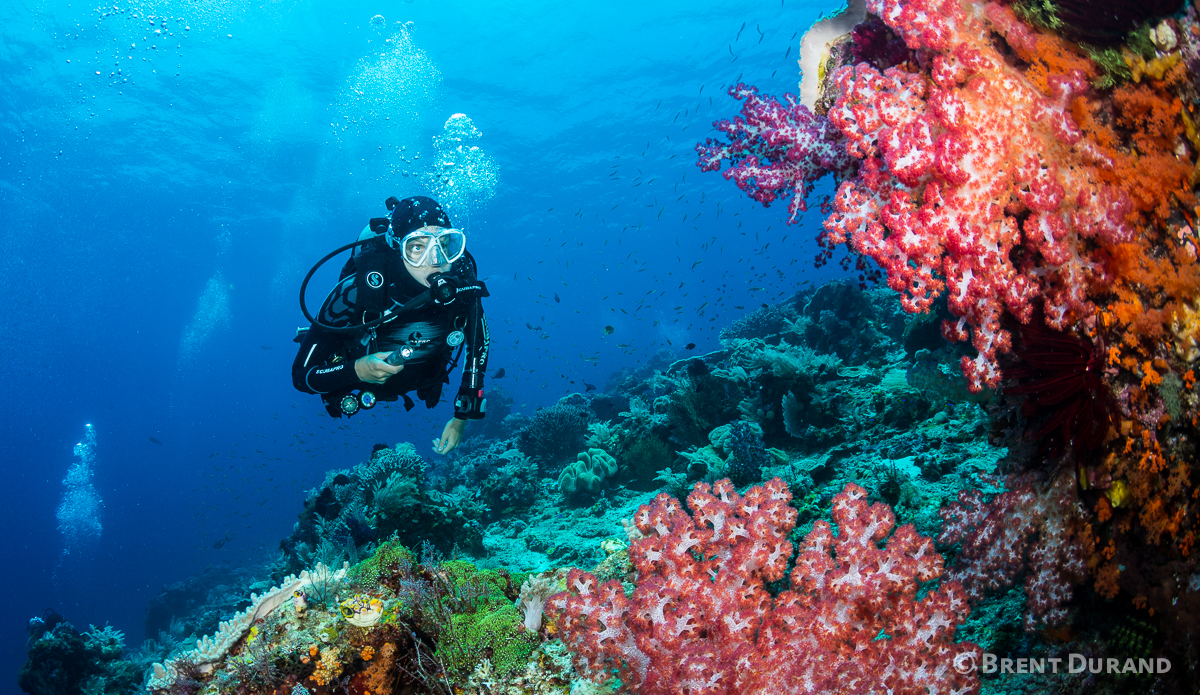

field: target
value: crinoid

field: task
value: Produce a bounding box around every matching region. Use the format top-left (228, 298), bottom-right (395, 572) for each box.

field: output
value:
top-left (1050, 0), bottom-right (1185, 45)
top-left (1004, 319), bottom-right (1113, 459)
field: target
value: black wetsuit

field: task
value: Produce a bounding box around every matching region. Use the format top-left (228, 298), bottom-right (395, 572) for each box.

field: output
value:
top-left (292, 248), bottom-right (489, 418)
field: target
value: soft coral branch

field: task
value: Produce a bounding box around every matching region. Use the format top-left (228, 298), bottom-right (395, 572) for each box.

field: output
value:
top-left (696, 84), bottom-right (854, 223)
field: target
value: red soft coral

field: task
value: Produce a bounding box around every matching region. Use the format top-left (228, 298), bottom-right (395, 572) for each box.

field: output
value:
top-left (550, 479), bottom-right (980, 694)
top-left (821, 0), bottom-right (1134, 392)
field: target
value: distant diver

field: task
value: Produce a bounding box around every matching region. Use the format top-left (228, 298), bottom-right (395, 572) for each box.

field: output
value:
top-left (293, 196), bottom-right (490, 455)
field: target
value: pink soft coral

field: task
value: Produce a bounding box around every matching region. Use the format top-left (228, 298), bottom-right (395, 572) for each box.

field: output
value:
top-left (549, 479), bottom-right (980, 694)
top-left (696, 84), bottom-right (854, 222)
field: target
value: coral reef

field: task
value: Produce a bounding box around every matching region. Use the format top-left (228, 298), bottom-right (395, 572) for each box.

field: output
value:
top-left (20, 621), bottom-right (139, 695)
top-left (68, 7), bottom-right (1200, 691)
top-left (280, 443), bottom-right (486, 565)
top-left (700, 1), bottom-right (1200, 688)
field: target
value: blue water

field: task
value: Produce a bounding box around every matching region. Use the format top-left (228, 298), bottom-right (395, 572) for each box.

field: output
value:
top-left (0, 0), bottom-right (846, 689)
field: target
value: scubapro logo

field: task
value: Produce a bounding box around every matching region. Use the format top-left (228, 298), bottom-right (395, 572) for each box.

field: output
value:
top-left (366, 271), bottom-right (384, 289)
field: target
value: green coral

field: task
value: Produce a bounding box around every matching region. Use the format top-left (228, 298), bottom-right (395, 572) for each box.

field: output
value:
top-left (346, 540), bottom-right (415, 587)
top-left (439, 560), bottom-right (517, 603)
top-left (1124, 23), bottom-right (1158, 60)
top-left (1012, 0), bottom-right (1063, 31)
top-left (437, 603), bottom-right (540, 680)
top-left (558, 448), bottom-right (617, 497)
top-left (1085, 45), bottom-right (1132, 89)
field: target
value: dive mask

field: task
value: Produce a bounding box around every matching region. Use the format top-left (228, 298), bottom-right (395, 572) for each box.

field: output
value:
top-left (393, 226), bottom-right (466, 268)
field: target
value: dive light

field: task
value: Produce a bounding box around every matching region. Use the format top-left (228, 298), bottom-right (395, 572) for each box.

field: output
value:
top-left (385, 344), bottom-right (415, 366)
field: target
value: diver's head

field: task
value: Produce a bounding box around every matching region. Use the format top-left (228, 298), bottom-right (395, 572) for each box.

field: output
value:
top-left (388, 196), bottom-right (464, 287)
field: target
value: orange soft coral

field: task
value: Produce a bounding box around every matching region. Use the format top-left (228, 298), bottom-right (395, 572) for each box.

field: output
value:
top-left (1071, 68), bottom-right (1194, 224)
top-left (1015, 32), bottom-right (1098, 97)
top-left (1104, 241), bottom-right (1200, 355)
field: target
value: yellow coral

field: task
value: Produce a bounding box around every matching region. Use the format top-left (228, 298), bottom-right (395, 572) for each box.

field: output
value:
top-left (1126, 51), bottom-right (1182, 83)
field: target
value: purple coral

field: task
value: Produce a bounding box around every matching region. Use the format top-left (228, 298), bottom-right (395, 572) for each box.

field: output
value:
top-left (696, 84), bottom-right (853, 223)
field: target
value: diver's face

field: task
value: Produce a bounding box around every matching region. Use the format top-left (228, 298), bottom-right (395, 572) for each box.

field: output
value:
top-left (401, 225), bottom-right (453, 286)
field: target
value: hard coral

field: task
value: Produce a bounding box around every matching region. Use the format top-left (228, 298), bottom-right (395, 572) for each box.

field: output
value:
top-left (517, 402), bottom-right (593, 473)
top-left (550, 478), bottom-right (980, 695)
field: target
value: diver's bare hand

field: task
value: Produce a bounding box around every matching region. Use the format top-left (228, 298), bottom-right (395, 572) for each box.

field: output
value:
top-left (355, 352), bottom-right (404, 383)
top-left (433, 417), bottom-right (467, 455)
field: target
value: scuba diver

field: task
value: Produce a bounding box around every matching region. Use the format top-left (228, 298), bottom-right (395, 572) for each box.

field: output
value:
top-left (292, 195), bottom-right (489, 455)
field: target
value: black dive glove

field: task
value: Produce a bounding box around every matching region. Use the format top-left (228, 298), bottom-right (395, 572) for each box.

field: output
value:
top-left (453, 386), bottom-right (486, 420)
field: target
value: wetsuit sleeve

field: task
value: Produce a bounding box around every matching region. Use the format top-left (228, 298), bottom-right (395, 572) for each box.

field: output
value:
top-left (453, 296), bottom-right (489, 419)
top-left (461, 300), bottom-right (489, 391)
top-left (291, 327), bottom-right (364, 394)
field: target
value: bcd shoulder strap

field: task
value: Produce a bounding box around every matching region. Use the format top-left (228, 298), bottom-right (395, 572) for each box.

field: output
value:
top-left (352, 236), bottom-right (393, 320)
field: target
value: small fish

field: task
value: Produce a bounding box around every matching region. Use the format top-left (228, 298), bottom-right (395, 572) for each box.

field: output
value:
top-left (260, 345), bottom-right (272, 350)
top-left (584, 383), bottom-right (596, 392)
top-left (212, 534), bottom-right (233, 550)
top-left (554, 293), bottom-right (561, 303)
top-left (493, 368), bottom-right (506, 379)
top-left (686, 343), bottom-right (696, 350)
top-left (604, 325), bottom-right (615, 335)
top-left (149, 436), bottom-right (162, 445)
